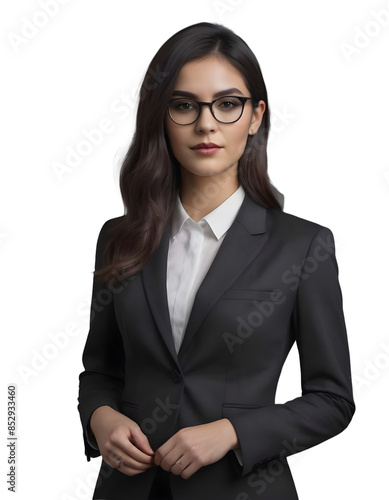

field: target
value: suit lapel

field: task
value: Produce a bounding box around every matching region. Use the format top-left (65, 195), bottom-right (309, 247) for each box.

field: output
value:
top-left (141, 194), bottom-right (268, 363)
top-left (141, 224), bottom-right (179, 365)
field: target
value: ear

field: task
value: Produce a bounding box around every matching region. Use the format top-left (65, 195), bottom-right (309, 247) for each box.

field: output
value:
top-left (248, 100), bottom-right (266, 135)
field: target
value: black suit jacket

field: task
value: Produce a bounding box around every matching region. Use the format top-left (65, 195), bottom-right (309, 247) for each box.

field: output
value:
top-left (78, 193), bottom-right (355, 500)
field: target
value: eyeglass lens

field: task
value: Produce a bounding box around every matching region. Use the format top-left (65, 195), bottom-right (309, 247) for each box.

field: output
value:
top-left (169, 97), bottom-right (244, 124)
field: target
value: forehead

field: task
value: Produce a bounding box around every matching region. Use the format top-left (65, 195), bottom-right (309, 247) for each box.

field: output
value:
top-left (173, 55), bottom-right (249, 98)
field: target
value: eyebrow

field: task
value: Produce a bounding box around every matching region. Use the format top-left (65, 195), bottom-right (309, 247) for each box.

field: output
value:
top-left (171, 87), bottom-right (244, 99)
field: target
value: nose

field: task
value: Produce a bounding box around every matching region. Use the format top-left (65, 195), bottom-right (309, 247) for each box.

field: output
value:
top-left (194, 104), bottom-right (218, 132)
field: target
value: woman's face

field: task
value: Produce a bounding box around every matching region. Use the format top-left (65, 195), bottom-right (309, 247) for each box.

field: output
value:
top-left (165, 54), bottom-right (265, 183)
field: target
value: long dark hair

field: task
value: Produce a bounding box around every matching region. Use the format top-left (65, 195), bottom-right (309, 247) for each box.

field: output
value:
top-left (95, 22), bottom-right (283, 285)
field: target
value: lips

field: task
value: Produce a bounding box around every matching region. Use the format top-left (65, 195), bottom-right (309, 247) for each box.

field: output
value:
top-left (191, 142), bottom-right (221, 150)
top-left (190, 142), bottom-right (222, 155)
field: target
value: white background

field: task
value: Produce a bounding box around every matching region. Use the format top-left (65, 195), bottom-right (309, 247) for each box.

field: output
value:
top-left (1, 0), bottom-right (388, 498)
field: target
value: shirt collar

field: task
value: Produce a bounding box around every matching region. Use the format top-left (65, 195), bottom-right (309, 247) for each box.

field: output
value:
top-left (171, 185), bottom-right (245, 241)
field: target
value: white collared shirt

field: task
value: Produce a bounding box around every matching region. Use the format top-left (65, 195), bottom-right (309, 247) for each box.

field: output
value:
top-left (166, 184), bottom-right (245, 353)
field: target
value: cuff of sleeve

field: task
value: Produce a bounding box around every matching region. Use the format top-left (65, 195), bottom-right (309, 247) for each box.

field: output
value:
top-left (86, 418), bottom-right (99, 450)
top-left (233, 448), bottom-right (243, 466)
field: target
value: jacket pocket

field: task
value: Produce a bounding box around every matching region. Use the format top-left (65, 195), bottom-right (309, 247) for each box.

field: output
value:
top-left (222, 403), bottom-right (267, 423)
top-left (222, 403), bottom-right (266, 410)
top-left (221, 289), bottom-right (280, 301)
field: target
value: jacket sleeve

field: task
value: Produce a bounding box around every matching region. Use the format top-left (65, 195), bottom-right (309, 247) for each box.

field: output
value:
top-left (77, 219), bottom-right (125, 461)
top-left (225, 226), bottom-right (356, 476)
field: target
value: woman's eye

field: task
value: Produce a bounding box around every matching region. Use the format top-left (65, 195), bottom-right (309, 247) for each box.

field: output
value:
top-left (218, 99), bottom-right (239, 109)
top-left (174, 101), bottom-right (196, 111)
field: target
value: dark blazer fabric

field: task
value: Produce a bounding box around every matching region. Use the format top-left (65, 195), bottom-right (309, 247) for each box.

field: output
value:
top-left (78, 193), bottom-right (355, 500)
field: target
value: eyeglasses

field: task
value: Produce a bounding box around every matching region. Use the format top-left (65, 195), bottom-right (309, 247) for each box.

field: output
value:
top-left (167, 96), bottom-right (257, 125)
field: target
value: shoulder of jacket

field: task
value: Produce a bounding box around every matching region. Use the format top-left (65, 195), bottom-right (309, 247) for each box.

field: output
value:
top-left (95, 216), bottom-right (125, 247)
top-left (102, 215), bottom-right (125, 228)
top-left (98, 215), bottom-right (125, 234)
top-left (266, 208), bottom-right (333, 240)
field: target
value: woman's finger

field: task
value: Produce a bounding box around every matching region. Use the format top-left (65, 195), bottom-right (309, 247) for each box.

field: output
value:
top-left (103, 450), bottom-right (154, 476)
top-left (110, 431), bottom-right (155, 465)
top-left (108, 443), bottom-right (154, 468)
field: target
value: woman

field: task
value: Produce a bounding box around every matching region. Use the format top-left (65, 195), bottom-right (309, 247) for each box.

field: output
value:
top-left (77, 22), bottom-right (355, 500)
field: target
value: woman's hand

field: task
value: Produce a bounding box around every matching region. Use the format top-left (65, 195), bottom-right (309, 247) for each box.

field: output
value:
top-left (89, 405), bottom-right (155, 476)
top-left (153, 418), bottom-right (239, 479)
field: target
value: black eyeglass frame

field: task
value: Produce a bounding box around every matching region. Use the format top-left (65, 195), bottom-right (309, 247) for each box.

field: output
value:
top-left (167, 96), bottom-right (258, 125)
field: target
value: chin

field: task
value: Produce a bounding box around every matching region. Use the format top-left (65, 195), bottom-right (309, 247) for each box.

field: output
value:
top-left (187, 167), bottom-right (228, 178)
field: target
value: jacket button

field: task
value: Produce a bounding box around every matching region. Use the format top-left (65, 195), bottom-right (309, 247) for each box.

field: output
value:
top-left (170, 369), bottom-right (182, 383)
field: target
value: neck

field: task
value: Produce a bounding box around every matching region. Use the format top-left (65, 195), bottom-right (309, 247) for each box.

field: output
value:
top-left (179, 166), bottom-right (239, 222)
